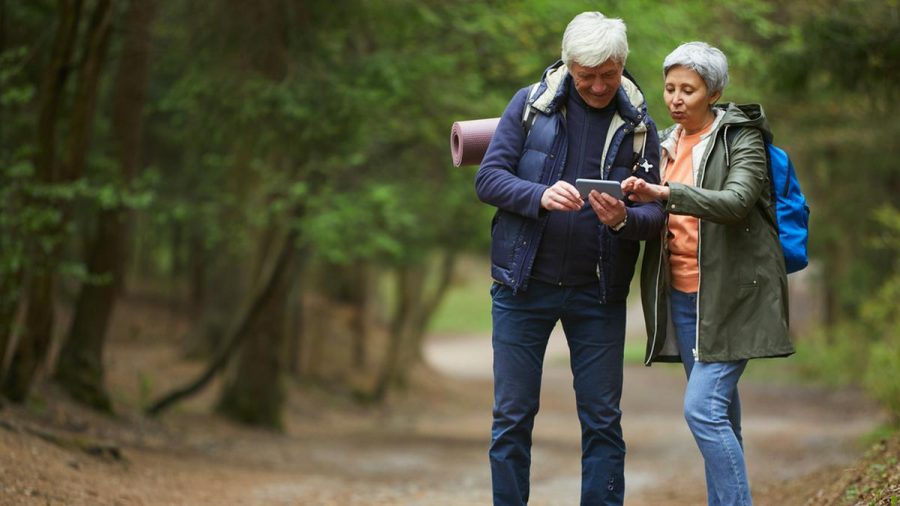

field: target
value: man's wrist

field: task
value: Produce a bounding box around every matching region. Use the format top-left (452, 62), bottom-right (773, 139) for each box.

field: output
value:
top-left (611, 209), bottom-right (628, 231)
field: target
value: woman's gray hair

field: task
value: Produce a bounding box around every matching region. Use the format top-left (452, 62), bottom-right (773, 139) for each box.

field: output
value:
top-left (663, 42), bottom-right (729, 95)
top-left (561, 12), bottom-right (628, 68)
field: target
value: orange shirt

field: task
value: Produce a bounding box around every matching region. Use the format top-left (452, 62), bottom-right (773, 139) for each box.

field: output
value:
top-left (664, 125), bottom-right (712, 293)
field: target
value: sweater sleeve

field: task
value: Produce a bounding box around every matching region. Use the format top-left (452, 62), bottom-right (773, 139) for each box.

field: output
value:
top-left (474, 88), bottom-right (549, 220)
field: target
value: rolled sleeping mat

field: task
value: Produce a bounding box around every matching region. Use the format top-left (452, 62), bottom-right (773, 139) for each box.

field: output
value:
top-left (450, 117), bottom-right (500, 167)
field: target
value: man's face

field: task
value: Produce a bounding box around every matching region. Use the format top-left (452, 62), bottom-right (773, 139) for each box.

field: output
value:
top-left (570, 59), bottom-right (624, 109)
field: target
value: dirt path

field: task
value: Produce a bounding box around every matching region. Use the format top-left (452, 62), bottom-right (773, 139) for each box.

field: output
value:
top-left (423, 331), bottom-right (884, 505)
top-left (0, 324), bottom-right (886, 505)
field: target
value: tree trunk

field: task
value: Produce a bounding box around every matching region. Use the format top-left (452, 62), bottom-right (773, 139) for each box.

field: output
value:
top-left (322, 260), bottom-right (370, 370)
top-left (216, 233), bottom-right (297, 429)
top-left (2, 0), bottom-right (83, 401)
top-left (351, 262), bottom-right (369, 370)
top-left (371, 252), bottom-right (457, 401)
top-left (145, 229), bottom-right (299, 418)
top-left (54, 210), bottom-right (120, 411)
top-left (60, 0), bottom-right (114, 183)
top-left (372, 265), bottom-right (425, 401)
top-left (285, 259), bottom-right (305, 378)
top-left (35, 0), bottom-right (83, 185)
top-left (407, 251), bottom-right (456, 363)
top-left (187, 230), bottom-right (206, 318)
top-left (182, 246), bottom-right (245, 358)
top-left (0, 272), bottom-right (22, 381)
top-left (3, 277), bottom-right (55, 402)
top-left (212, 0), bottom-right (292, 425)
top-left (55, 0), bottom-right (156, 411)
top-left (12, 0), bottom-right (113, 401)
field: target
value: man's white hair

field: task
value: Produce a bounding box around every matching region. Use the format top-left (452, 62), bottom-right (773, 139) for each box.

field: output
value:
top-left (561, 12), bottom-right (629, 68)
top-left (663, 42), bottom-right (730, 95)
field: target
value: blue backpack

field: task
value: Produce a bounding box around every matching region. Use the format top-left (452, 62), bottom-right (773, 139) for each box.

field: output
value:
top-left (726, 129), bottom-right (810, 274)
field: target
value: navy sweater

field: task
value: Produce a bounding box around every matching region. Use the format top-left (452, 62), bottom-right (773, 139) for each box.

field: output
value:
top-left (531, 79), bottom-right (615, 286)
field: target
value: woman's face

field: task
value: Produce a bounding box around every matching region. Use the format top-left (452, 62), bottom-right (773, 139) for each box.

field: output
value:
top-left (664, 65), bottom-right (721, 133)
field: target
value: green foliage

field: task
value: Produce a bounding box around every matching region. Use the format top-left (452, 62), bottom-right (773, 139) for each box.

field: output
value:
top-left (764, 4), bottom-right (900, 418)
top-left (0, 45), bottom-right (38, 316)
top-left (861, 208), bottom-right (900, 424)
top-left (730, 1), bottom-right (900, 326)
top-left (867, 341), bottom-right (900, 424)
top-left (305, 183), bottom-right (419, 265)
top-left (794, 325), bottom-right (869, 387)
top-left (3, 0), bottom-right (898, 410)
top-left (794, 206), bottom-right (900, 421)
top-left (0, 7), bottom-right (164, 306)
top-left (771, 0), bottom-right (900, 103)
top-left (122, 0), bottom-right (754, 287)
top-left (0, 47), bottom-right (35, 106)
top-left (835, 435), bottom-right (900, 505)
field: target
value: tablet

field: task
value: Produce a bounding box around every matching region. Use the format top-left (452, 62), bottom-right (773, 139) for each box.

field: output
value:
top-left (575, 178), bottom-right (624, 200)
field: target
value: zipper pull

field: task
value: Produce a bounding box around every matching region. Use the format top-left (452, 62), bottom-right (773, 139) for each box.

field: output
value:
top-left (692, 348), bottom-right (699, 360)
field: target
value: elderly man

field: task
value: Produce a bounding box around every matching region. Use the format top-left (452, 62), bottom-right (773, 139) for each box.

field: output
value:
top-left (474, 12), bottom-right (664, 506)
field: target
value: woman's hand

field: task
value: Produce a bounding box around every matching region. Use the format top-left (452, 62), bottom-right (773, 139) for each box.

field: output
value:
top-left (541, 180), bottom-right (583, 211)
top-left (621, 176), bottom-right (669, 203)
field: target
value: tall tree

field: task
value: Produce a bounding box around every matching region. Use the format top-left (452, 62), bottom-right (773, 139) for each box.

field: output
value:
top-left (2, 0), bottom-right (116, 401)
top-left (372, 252), bottom-right (456, 401)
top-left (0, 2), bottom-right (39, 383)
top-left (215, 227), bottom-right (299, 427)
top-left (212, 0), bottom-right (307, 428)
top-left (146, 0), bottom-right (311, 426)
top-left (54, 0), bottom-right (156, 411)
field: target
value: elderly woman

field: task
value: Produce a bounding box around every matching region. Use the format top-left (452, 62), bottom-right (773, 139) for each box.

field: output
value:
top-left (622, 42), bottom-right (794, 505)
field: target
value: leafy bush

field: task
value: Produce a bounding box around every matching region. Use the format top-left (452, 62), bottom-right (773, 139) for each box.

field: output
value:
top-left (793, 206), bottom-right (900, 424)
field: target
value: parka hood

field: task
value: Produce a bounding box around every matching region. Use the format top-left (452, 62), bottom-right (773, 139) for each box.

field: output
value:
top-left (719, 102), bottom-right (773, 143)
top-left (659, 102), bottom-right (773, 160)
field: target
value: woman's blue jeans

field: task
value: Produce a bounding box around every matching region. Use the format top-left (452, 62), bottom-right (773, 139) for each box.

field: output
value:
top-left (670, 288), bottom-right (752, 506)
top-left (490, 280), bottom-right (626, 506)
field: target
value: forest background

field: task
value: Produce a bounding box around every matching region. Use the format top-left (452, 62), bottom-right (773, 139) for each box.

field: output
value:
top-left (0, 0), bottom-right (897, 498)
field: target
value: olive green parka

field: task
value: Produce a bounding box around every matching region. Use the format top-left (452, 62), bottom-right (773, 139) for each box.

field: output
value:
top-left (640, 102), bottom-right (795, 364)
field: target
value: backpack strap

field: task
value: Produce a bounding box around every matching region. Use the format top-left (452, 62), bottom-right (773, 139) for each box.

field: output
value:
top-left (725, 125), bottom-right (773, 184)
top-left (521, 83), bottom-right (541, 136)
top-left (724, 125), bottom-right (779, 228)
top-left (631, 128), bottom-right (649, 173)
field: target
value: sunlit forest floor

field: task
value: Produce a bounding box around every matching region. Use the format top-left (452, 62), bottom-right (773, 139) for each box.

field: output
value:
top-left (0, 293), bottom-right (891, 505)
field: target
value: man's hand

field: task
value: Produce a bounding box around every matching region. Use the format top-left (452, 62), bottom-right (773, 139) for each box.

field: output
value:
top-left (541, 181), bottom-right (583, 211)
top-left (588, 190), bottom-right (626, 226)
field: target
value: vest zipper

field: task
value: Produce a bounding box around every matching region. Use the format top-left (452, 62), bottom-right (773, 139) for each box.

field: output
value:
top-left (516, 118), bottom-right (568, 290)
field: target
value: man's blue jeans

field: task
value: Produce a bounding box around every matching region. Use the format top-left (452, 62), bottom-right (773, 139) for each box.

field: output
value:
top-left (670, 288), bottom-right (752, 506)
top-left (489, 280), bottom-right (626, 506)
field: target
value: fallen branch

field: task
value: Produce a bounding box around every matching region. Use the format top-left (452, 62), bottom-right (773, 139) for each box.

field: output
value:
top-left (145, 229), bottom-right (297, 417)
